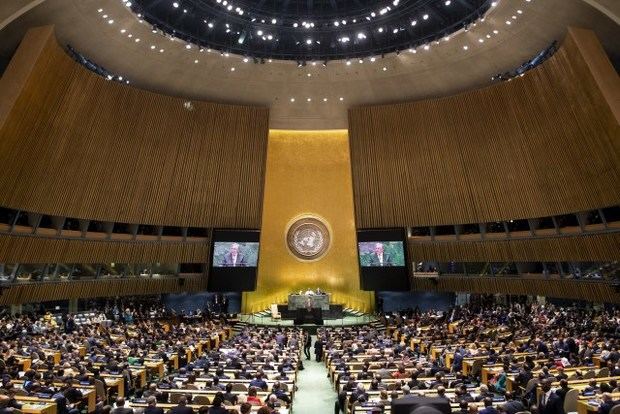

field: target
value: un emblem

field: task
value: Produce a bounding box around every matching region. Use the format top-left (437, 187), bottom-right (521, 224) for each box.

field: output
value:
top-left (286, 217), bottom-right (331, 261)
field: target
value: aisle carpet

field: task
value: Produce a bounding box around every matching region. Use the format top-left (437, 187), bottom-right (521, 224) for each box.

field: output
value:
top-left (293, 340), bottom-right (336, 414)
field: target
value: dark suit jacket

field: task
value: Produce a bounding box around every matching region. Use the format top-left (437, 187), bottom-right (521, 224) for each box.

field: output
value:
top-left (368, 253), bottom-right (392, 267)
top-left (167, 406), bottom-right (194, 414)
top-left (144, 407), bottom-right (164, 414)
top-left (112, 407), bottom-right (134, 414)
top-left (503, 400), bottom-right (526, 414)
top-left (479, 407), bottom-right (498, 414)
top-left (221, 252), bottom-right (246, 267)
top-left (598, 401), bottom-right (620, 414)
top-left (539, 392), bottom-right (563, 414)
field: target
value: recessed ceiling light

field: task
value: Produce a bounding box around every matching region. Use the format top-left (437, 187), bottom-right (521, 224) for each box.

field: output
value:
top-left (290, 98), bottom-right (295, 102)
top-left (339, 97), bottom-right (344, 101)
top-left (230, 67), bottom-right (235, 71)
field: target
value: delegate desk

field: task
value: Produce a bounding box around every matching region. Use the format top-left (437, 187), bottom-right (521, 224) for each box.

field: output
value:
top-left (287, 294), bottom-right (330, 311)
top-left (129, 401), bottom-right (289, 414)
top-left (15, 397), bottom-right (58, 414)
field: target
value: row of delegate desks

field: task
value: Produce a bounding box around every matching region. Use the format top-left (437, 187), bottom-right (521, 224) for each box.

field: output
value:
top-left (129, 401), bottom-right (289, 414)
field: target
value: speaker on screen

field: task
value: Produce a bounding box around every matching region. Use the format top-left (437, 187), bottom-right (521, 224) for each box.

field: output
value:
top-left (391, 397), bottom-right (451, 414)
top-left (357, 228), bottom-right (410, 291)
top-left (208, 229), bottom-right (260, 292)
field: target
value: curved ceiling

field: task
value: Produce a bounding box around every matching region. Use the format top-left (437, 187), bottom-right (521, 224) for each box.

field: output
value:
top-left (132, 0), bottom-right (491, 60)
top-left (0, 0), bottom-right (619, 129)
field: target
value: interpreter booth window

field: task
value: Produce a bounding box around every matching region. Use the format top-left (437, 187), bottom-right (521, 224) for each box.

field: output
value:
top-left (151, 263), bottom-right (179, 277)
top-left (71, 264), bottom-right (99, 280)
top-left (15, 264), bottom-right (47, 282)
top-left (100, 263), bottom-right (124, 278)
top-left (0, 263), bottom-right (17, 281)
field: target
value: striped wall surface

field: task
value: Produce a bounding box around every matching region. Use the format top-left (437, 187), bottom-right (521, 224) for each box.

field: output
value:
top-left (410, 276), bottom-right (620, 303)
top-left (0, 277), bottom-right (208, 306)
top-left (349, 27), bottom-right (620, 228)
top-left (0, 233), bottom-right (209, 263)
top-left (0, 26), bottom-right (269, 228)
top-left (408, 232), bottom-right (620, 262)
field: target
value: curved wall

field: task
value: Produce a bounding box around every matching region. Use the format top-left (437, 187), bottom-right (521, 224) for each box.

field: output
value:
top-left (349, 27), bottom-right (620, 228)
top-left (0, 26), bottom-right (269, 228)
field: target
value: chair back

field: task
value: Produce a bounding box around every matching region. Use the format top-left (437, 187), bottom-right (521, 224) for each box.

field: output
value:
top-left (596, 367), bottom-right (609, 378)
top-left (524, 379), bottom-right (538, 396)
top-left (609, 405), bottom-right (620, 414)
top-left (192, 395), bottom-right (210, 405)
top-left (471, 360), bottom-right (485, 378)
top-left (231, 383), bottom-right (248, 392)
top-left (169, 393), bottom-right (185, 404)
top-left (563, 388), bottom-right (579, 414)
top-left (270, 304), bottom-right (281, 318)
top-left (583, 370), bottom-right (595, 379)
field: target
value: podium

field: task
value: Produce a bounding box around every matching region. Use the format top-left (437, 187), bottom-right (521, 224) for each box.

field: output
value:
top-left (294, 308), bottom-right (324, 325)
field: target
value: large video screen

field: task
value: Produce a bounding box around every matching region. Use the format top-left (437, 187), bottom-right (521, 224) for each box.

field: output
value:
top-left (209, 230), bottom-right (259, 292)
top-left (358, 241), bottom-right (406, 267)
top-left (212, 242), bottom-right (259, 268)
top-left (358, 229), bottom-right (410, 291)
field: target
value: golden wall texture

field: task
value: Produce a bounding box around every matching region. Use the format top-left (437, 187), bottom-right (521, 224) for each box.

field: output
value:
top-left (243, 130), bottom-right (373, 313)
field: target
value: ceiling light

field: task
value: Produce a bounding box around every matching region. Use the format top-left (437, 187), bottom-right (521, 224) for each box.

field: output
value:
top-left (339, 97), bottom-right (344, 101)
top-left (230, 67), bottom-right (235, 71)
top-left (463, 45), bottom-right (468, 50)
top-left (108, 19), bottom-right (114, 24)
top-left (445, 0), bottom-right (451, 5)
top-left (323, 98), bottom-right (327, 102)
top-left (172, 2), bottom-right (179, 8)
top-left (290, 98), bottom-right (295, 102)
top-left (382, 67), bottom-right (387, 71)
top-left (423, 14), bottom-right (429, 20)
top-left (411, 20), bottom-right (417, 26)
top-left (306, 39), bottom-right (312, 45)
top-left (307, 98), bottom-right (311, 102)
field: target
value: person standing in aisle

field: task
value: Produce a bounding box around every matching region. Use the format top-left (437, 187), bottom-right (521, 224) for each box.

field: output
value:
top-left (304, 331), bottom-right (312, 360)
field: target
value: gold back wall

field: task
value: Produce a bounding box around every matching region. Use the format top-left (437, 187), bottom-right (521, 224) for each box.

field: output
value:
top-left (243, 130), bottom-right (373, 313)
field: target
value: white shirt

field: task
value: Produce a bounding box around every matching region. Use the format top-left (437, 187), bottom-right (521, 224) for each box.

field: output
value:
top-left (232, 253), bottom-right (237, 266)
top-left (378, 253), bottom-right (384, 265)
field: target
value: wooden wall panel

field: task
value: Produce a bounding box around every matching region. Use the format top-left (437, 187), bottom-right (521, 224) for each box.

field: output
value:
top-left (408, 232), bottom-right (620, 262)
top-left (410, 276), bottom-right (620, 304)
top-left (0, 277), bottom-right (208, 305)
top-left (349, 28), bottom-right (620, 228)
top-left (0, 234), bottom-right (209, 263)
top-left (0, 26), bottom-right (268, 228)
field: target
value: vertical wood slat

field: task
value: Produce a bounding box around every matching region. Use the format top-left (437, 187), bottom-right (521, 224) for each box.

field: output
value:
top-left (0, 26), bottom-right (269, 228)
top-left (0, 277), bottom-right (209, 306)
top-left (348, 28), bottom-right (620, 228)
top-left (407, 232), bottom-right (620, 262)
top-left (0, 234), bottom-right (209, 263)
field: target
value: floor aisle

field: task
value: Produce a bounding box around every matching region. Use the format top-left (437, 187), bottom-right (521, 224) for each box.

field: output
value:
top-left (293, 338), bottom-right (336, 414)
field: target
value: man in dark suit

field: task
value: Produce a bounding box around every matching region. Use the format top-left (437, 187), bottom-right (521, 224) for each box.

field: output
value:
top-left (144, 397), bottom-right (164, 414)
top-left (367, 243), bottom-right (392, 267)
top-left (502, 392), bottom-right (526, 414)
top-left (112, 398), bottom-right (134, 414)
top-left (167, 396), bottom-right (193, 414)
top-left (220, 243), bottom-right (246, 267)
top-left (479, 398), bottom-right (499, 414)
top-left (538, 380), bottom-right (563, 414)
top-left (598, 393), bottom-right (620, 414)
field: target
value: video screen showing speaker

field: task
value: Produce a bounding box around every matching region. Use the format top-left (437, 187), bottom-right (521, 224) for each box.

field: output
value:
top-left (208, 230), bottom-right (259, 292)
top-left (358, 228), bottom-right (410, 291)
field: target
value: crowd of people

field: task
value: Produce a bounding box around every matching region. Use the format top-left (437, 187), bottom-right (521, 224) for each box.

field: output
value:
top-left (0, 301), bottom-right (302, 414)
top-left (321, 302), bottom-right (619, 414)
top-left (1, 299), bottom-right (619, 414)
